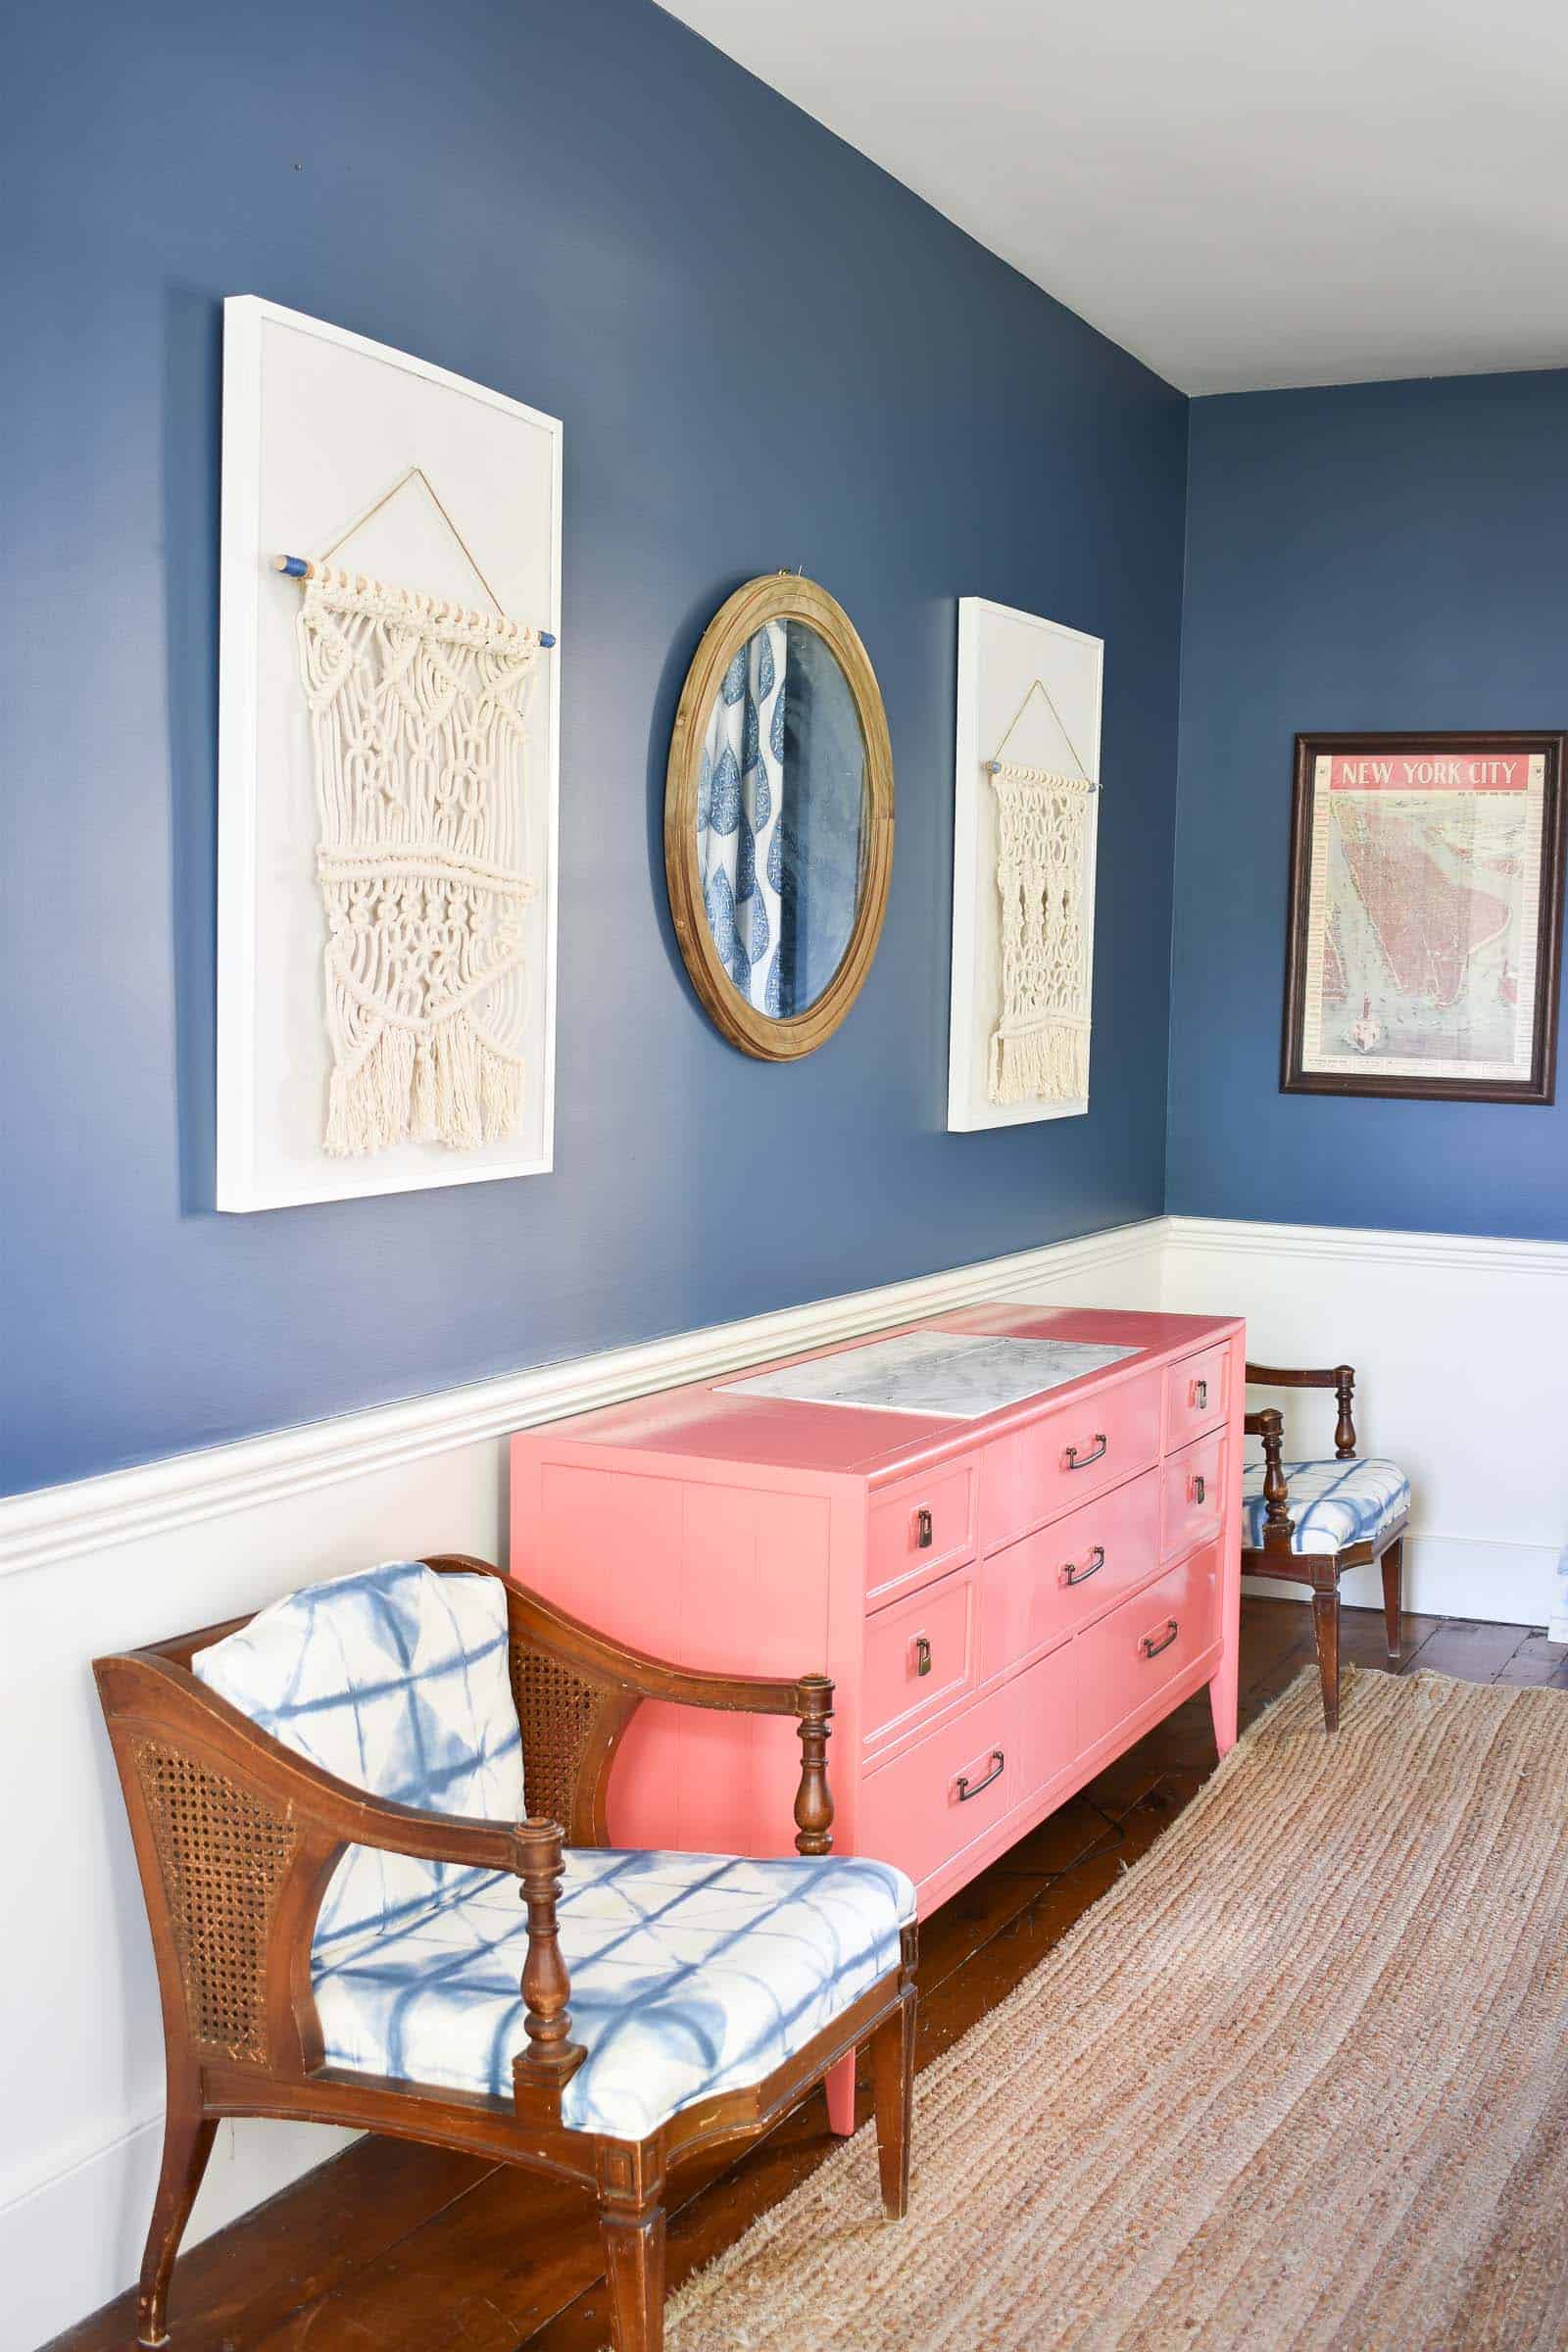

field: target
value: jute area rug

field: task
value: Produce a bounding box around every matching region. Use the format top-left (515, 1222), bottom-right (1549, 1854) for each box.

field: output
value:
top-left (663, 1668), bottom-right (1568, 2351)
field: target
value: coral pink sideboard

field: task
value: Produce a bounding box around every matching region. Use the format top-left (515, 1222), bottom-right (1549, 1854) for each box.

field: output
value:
top-left (510, 1303), bottom-right (1243, 2126)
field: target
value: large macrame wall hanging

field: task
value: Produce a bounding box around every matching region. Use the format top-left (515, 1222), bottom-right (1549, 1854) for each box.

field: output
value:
top-left (290, 558), bottom-right (551, 1156)
top-left (987, 760), bottom-right (1096, 1103)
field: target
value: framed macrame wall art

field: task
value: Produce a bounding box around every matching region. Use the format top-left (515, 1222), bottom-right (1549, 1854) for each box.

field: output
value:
top-left (216, 297), bottom-right (562, 1210)
top-left (946, 598), bottom-right (1103, 1131)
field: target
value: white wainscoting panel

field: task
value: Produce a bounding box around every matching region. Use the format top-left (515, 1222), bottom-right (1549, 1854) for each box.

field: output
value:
top-left (0, 1217), bottom-right (1164, 2349)
top-left (1161, 1215), bottom-right (1568, 1627)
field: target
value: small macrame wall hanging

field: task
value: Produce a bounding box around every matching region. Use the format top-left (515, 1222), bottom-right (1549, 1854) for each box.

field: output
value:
top-left (279, 470), bottom-right (555, 1157)
top-left (986, 679), bottom-right (1100, 1106)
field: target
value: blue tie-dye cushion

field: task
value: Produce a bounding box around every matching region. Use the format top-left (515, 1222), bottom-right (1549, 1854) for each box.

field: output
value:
top-left (193, 1560), bottom-right (522, 1949)
top-left (313, 1845), bottom-right (915, 2136)
top-left (1242, 1456), bottom-right (1409, 1554)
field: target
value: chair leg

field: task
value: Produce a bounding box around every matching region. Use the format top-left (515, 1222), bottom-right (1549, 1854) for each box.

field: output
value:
top-left (1311, 1584), bottom-right (1342, 1732)
top-left (598, 2145), bottom-right (666, 2352)
top-left (1381, 1538), bottom-right (1404, 1660)
top-left (136, 2085), bottom-right (217, 2347)
top-left (869, 1991), bottom-right (915, 2220)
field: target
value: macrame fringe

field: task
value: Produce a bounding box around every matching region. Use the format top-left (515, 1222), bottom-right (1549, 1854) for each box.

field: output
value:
top-left (324, 1009), bottom-right (522, 1156)
top-left (987, 761), bottom-right (1096, 1108)
top-left (988, 1019), bottom-right (1089, 1106)
top-left (297, 563), bottom-right (541, 1159)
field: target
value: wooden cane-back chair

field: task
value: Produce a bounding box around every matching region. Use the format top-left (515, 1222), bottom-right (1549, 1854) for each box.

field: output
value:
top-left (95, 1555), bottom-right (916, 2352)
top-left (1243, 1364), bottom-right (1411, 1730)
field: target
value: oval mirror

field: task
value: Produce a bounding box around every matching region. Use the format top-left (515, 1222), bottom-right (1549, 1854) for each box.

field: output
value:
top-left (664, 574), bottom-right (894, 1058)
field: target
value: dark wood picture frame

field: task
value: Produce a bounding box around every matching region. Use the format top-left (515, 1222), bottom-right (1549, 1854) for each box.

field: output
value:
top-left (1281, 729), bottom-right (1567, 1104)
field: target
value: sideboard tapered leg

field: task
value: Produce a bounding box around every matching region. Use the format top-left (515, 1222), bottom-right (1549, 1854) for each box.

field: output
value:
top-left (823, 2048), bottom-right (858, 2135)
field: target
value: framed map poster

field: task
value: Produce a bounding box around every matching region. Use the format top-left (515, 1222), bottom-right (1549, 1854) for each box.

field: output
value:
top-left (1282, 731), bottom-right (1566, 1104)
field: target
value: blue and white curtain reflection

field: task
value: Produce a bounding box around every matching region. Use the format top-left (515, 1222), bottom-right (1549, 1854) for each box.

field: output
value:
top-left (697, 621), bottom-right (787, 1013)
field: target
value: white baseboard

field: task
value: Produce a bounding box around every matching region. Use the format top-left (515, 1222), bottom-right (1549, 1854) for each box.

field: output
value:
top-left (1244, 1534), bottom-right (1557, 1627)
top-left (0, 2113), bottom-right (355, 2352)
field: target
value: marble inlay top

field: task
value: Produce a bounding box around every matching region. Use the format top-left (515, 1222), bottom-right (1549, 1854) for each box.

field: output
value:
top-left (717, 1332), bottom-right (1140, 1420)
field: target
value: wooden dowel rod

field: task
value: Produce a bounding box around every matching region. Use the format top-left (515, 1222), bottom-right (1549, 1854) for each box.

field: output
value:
top-left (269, 555), bottom-right (556, 646)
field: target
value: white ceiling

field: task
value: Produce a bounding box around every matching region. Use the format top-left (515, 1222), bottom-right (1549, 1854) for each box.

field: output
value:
top-left (662, 0), bottom-right (1568, 395)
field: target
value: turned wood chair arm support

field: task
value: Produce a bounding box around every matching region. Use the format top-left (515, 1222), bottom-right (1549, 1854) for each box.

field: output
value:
top-left (1245, 1360), bottom-right (1357, 1457)
top-left (1244, 1405), bottom-right (1294, 1544)
top-left (511, 1816), bottom-right (587, 2089)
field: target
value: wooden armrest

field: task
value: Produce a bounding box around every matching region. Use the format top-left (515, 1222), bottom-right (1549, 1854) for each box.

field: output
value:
top-left (427, 1557), bottom-right (838, 1854)
top-left (99, 1651), bottom-right (524, 1869)
top-left (430, 1557), bottom-right (812, 1716)
top-left (1245, 1362), bottom-right (1356, 1458)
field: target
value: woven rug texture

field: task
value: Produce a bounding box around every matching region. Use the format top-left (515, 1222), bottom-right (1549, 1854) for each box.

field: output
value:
top-left (662, 1667), bottom-right (1568, 2351)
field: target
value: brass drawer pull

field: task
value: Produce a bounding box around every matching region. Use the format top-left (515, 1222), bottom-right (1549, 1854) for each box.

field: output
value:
top-left (915, 1506), bottom-right (934, 1548)
top-left (1060, 1544), bottom-right (1105, 1589)
top-left (1140, 1619), bottom-right (1179, 1661)
top-left (1192, 1378), bottom-right (1208, 1411)
top-left (913, 1634), bottom-right (932, 1678)
top-left (1064, 1434), bottom-right (1107, 1471)
top-left (1190, 1473), bottom-right (1206, 1505)
top-left (956, 1749), bottom-right (1005, 1801)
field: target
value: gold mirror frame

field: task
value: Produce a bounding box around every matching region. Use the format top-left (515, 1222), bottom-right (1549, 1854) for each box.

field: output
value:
top-left (664, 573), bottom-right (895, 1061)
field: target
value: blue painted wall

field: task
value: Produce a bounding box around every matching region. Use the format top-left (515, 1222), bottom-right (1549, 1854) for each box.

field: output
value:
top-left (1, 0), bottom-right (1188, 1495)
top-left (1170, 370), bottom-right (1568, 1240)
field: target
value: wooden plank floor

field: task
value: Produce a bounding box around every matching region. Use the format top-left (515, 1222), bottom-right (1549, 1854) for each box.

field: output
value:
top-left (53, 1598), bottom-right (1565, 2352)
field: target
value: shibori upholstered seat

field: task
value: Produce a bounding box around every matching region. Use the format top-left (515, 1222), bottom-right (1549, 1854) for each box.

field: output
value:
top-left (1240, 1456), bottom-right (1410, 1558)
top-left (96, 1557), bottom-right (917, 2352)
top-left (1241, 1361), bottom-right (1411, 1733)
top-left (309, 1843), bottom-right (910, 2135)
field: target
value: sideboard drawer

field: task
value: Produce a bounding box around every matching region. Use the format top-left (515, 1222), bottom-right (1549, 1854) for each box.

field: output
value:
top-left (867, 1458), bottom-right (977, 1606)
top-left (981, 1370), bottom-right (1161, 1550)
top-left (859, 1689), bottom-right (1014, 1887)
top-left (1162, 1428), bottom-right (1228, 1562)
top-left (1165, 1341), bottom-right (1229, 1448)
top-left (1077, 1542), bottom-right (1221, 1752)
top-left (858, 1641), bottom-right (1076, 1893)
top-left (980, 1466), bottom-right (1161, 1680)
top-left (861, 1561), bottom-right (978, 1753)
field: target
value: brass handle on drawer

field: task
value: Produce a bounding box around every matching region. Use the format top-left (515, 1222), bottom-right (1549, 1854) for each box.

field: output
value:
top-left (1064, 1434), bottom-right (1108, 1471)
top-left (1192, 1378), bottom-right (1208, 1411)
top-left (913, 1635), bottom-right (932, 1678)
top-left (1190, 1473), bottom-right (1206, 1505)
top-left (956, 1750), bottom-right (1005, 1801)
top-left (915, 1506), bottom-right (934, 1548)
top-left (1140, 1619), bottom-right (1179, 1660)
top-left (1060, 1544), bottom-right (1105, 1589)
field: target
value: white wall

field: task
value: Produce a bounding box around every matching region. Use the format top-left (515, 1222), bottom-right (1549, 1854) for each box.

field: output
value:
top-left (3, 1208), bottom-right (1562, 2348)
top-left (1163, 1216), bottom-right (1568, 1625)
top-left (0, 1218), bottom-right (1162, 2352)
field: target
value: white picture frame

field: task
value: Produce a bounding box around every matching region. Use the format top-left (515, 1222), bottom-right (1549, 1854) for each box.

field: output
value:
top-left (946, 597), bottom-right (1103, 1132)
top-left (216, 296), bottom-right (563, 1211)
